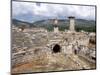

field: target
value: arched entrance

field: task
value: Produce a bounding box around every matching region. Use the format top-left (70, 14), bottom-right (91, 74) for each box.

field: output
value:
top-left (53, 44), bottom-right (61, 53)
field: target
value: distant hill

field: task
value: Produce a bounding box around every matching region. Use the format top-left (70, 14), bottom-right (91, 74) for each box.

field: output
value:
top-left (12, 19), bottom-right (96, 32)
top-left (12, 19), bottom-right (33, 27)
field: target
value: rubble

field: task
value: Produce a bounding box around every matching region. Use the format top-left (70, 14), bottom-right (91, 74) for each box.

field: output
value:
top-left (12, 17), bottom-right (96, 73)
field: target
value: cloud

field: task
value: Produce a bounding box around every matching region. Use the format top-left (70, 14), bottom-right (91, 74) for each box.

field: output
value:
top-left (12, 1), bottom-right (95, 22)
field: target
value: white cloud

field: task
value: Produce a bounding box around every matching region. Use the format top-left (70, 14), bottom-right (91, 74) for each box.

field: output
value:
top-left (12, 1), bottom-right (34, 16)
top-left (12, 1), bottom-right (96, 21)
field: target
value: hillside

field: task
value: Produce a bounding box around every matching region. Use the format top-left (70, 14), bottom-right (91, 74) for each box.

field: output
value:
top-left (12, 19), bottom-right (96, 32)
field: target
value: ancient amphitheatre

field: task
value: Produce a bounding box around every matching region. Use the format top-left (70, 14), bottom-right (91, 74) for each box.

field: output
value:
top-left (12, 16), bottom-right (96, 74)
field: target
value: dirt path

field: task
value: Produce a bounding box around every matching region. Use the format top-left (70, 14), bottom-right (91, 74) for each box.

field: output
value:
top-left (12, 54), bottom-right (96, 74)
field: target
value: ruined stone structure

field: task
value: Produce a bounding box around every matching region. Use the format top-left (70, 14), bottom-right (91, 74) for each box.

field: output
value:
top-left (53, 18), bottom-right (59, 33)
top-left (68, 16), bottom-right (75, 32)
top-left (12, 16), bottom-right (96, 73)
top-left (53, 16), bottom-right (75, 33)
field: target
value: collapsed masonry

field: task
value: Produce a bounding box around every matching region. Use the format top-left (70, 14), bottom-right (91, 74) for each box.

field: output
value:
top-left (12, 16), bottom-right (96, 73)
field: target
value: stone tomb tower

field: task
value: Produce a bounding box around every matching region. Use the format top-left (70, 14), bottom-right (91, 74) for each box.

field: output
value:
top-left (53, 18), bottom-right (59, 33)
top-left (68, 16), bottom-right (75, 31)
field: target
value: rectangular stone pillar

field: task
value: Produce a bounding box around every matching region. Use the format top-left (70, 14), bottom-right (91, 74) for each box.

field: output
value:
top-left (68, 16), bottom-right (75, 31)
top-left (53, 18), bottom-right (59, 33)
top-left (54, 27), bottom-right (59, 33)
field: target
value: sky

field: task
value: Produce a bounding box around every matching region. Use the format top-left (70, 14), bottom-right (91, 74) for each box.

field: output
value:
top-left (12, 1), bottom-right (96, 23)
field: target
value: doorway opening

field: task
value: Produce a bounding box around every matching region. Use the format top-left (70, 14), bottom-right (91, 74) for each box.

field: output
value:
top-left (53, 44), bottom-right (61, 53)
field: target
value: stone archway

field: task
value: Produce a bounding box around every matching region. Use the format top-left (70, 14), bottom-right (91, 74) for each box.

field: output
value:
top-left (52, 44), bottom-right (61, 53)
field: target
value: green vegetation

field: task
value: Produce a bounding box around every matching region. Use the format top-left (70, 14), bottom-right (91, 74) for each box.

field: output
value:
top-left (75, 25), bottom-right (96, 32)
top-left (12, 19), bottom-right (96, 32)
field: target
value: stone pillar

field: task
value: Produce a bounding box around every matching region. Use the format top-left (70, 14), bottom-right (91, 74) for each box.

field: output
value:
top-left (54, 27), bottom-right (59, 33)
top-left (53, 18), bottom-right (59, 33)
top-left (68, 16), bottom-right (75, 31)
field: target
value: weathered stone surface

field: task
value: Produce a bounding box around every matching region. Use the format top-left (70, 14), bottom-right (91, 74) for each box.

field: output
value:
top-left (12, 27), bottom-right (96, 73)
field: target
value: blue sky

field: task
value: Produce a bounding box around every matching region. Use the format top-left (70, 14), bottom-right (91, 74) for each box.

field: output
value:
top-left (12, 1), bottom-right (96, 23)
